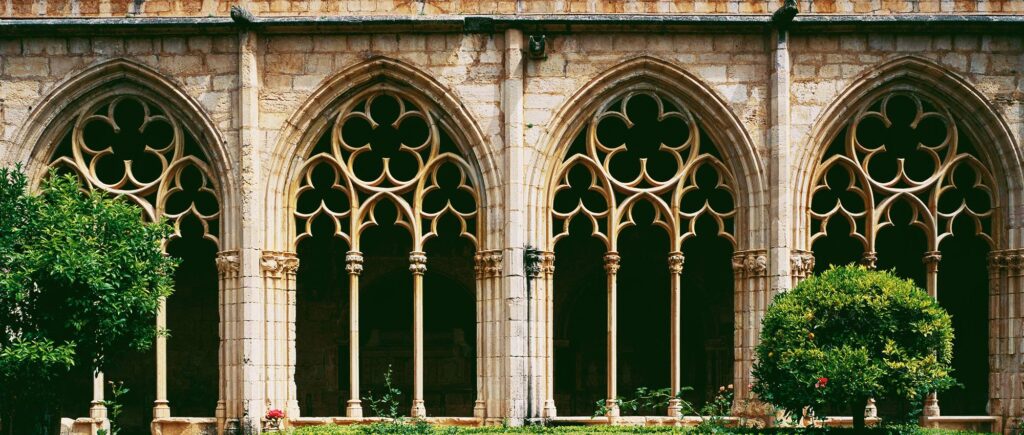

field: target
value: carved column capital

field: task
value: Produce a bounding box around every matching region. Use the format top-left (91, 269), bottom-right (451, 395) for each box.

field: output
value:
top-left (988, 251), bottom-right (1009, 271)
top-left (345, 251), bottom-right (364, 276)
top-left (668, 251), bottom-right (684, 274)
top-left (732, 250), bottom-right (767, 276)
top-left (603, 252), bottom-right (621, 274)
top-left (922, 250), bottom-right (942, 271)
top-left (215, 250), bottom-right (240, 279)
top-left (860, 251), bottom-right (878, 269)
top-left (790, 250), bottom-right (815, 277)
top-left (474, 250), bottom-right (503, 278)
top-left (540, 251), bottom-right (556, 275)
top-left (409, 251), bottom-right (427, 275)
top-left (261, 251), bottom-right (299, 277)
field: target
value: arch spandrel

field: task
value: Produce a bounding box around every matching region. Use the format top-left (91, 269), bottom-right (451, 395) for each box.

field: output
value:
top-left (796, 56), bottom-right (1022, 252)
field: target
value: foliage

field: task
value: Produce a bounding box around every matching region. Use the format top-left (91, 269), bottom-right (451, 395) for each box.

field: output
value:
top-left (752, 265), bottom-right (956, 430)
top-left (102, 381), bottom-right (129, 435)
top-left (364, 364), bottom-right (404, 419)
top-left (0, 167), bottom-right (176, 434)
top-left (592, 387), bottom-right (691, 418)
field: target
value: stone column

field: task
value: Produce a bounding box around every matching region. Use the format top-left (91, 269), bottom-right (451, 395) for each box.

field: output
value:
top-left (922, 251), bottom-right (942, 417)
top-left (603, 251), bottom-right (621, 419)
top-left (990, 250), bottom-right (1024, 427)
top-left (410, 251), bottom-right (428, 418)
top-left (668, 252), bottom-right (684, 417)
top-left (731, 250), bottom-right (768, 412)
top-left (90, 369), bottom-right (107, 419)
top-left (215, 250), bottom-right (240, 432)
top-left (860, 251), bottom-right (878, 419)
top-left (346, 251), bottom-right (364, 418)
top-left (473, 252), bottom-right (487, 419)
top-left (260, 251), bottom-right (300, 419)
top-left (154, 296), bottom-right (170, 418)
top-left (541, 252), bottom-right (557, 418)
top-left (479, 250), bottom-right (504, 421)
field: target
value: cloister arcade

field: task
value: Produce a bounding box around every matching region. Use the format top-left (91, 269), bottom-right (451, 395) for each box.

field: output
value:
top-left (4, 21), bottom-right (1021, 435)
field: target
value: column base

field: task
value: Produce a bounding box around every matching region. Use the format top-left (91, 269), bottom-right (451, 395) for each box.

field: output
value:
top-left (667, 399), bottom-right (682, 418)
top-left (411, 400), bottom-right (426, 418)
top-left (89, 401), bottom-right (108, 420)
top-left (605, 399), bottom-right (620, 423)
top-left (215, 401), bottom-right (226, 435)
top-left (542, 400), bottom-right (557, 418)
top-left (923, 392), bottom-right (940, 417)
top-left (473, 400), bottom-right (486, 419)
top-left (153, 400), bottom-right (171, 418)
top-left (346, 400), bottom-right (364, 418)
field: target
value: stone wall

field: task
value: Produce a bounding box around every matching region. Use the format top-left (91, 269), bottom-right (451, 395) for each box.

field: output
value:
top-left (3, 0), bottom-right (1024, 16)
top-left (1, 3), bottom-right (1022, 434)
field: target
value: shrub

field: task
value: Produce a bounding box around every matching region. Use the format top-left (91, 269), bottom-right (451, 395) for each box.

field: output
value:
top-left (752, 265), bottom-right (955, 430)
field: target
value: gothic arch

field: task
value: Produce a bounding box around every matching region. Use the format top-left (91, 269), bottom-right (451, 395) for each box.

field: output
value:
top-left (535, 56), bottom-right (765, 419)
top-left (797, 55), bottom-right (1021, 419)
top-left (265, 56), bottom-right (500, 252)
top-left (13, 57), bottom-right (232, 429)
top-left (795, 56), bottom-right (1023, 252)
top-left (530, 55), bottom-right (767, 251)
top-left (14, 59), bottom-right (235, 223)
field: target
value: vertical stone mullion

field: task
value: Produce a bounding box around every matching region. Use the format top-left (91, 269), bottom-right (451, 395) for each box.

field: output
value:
top-left (473, 252), bottom-right (486, 419)
top-left (603, 251), bottom-right (621, 419)
top-left (345, 251), bottom-right (364, 418)
top-left (923, 250), bottom-right (942, 417)
top-left (541, 252), bottom-right (557, 418)
top-left (410, 251), bottom-right (428, 417)
top-left (215, 250), bottom-right (240, 432)
top-left (259, 251), bottom-right (299, 420)
top-left (668, 252), bottom-right (684, 417)
top-left (732, 250), bottom-right (767, 413)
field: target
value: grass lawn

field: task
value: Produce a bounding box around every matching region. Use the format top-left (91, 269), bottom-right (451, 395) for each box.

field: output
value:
top-left (284, 422), bottom-right (992, 435)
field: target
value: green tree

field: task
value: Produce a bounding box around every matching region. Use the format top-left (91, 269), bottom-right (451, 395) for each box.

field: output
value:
top-left (0, 167), bottom-right (176, 435)
top-left (752, 265), bottom-right (956, 430)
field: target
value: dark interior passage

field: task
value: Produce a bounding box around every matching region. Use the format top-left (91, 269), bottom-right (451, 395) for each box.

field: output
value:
top-left (938, 217), bottom-right (990, 415)
top-left (296, 216), bottom-right (349, 416)
top-left (616, 202), bottom-right (670, 415)
top-left (552, 216), bottom-right (607, 416)
top-left (679, 215), bottom-right (735, 408)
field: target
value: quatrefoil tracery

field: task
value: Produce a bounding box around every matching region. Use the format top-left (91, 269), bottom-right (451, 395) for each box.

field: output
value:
top-left (810, 91), bottom-right (995, 252)
top-left (551, 90), bottom-right (737, 251)
top-left (294, 87), bottom-right (480, 250)
top-left (48, 94), bottom-right (221, 245)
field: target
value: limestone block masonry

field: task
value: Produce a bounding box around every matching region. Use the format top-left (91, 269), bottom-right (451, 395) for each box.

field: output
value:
top-left (1, 1), bottom-right (1022, 434)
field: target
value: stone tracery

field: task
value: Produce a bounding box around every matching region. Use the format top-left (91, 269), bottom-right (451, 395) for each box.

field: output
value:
top-left (549, 89), bottom-right (738, 418)
top-left (292, 85), bottom-right (483, 418)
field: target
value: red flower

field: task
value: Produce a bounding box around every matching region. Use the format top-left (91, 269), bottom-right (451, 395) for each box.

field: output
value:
top-left (815, 377), bottom-right (828, 389)
top-left (266, 409), bottom-right (285, 420)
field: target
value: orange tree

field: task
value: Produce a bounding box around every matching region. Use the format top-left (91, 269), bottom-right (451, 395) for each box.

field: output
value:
top-left (752, 265), bottom-right (956, 430)
top-left (0, 168), bottom-right (175, 435)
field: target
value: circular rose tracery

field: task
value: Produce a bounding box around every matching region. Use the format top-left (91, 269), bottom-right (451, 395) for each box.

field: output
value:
top-left (48, 94), bottom-right (221, 245)
top-left (809, 91), bottom-right (995, 253)
top-left (293, 87), bottom-right (480, 249)
top-left (551, 89), bottom-right (737, 250)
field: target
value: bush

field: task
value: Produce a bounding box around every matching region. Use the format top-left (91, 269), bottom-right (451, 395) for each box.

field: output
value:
top-left (752, 265), bottom-right (955, 430)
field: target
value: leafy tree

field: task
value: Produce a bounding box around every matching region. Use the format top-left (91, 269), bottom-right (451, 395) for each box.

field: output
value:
top-left (0, 167), bottom-right (176, 434)
top-left (752, 265), bottom-right (956, 430)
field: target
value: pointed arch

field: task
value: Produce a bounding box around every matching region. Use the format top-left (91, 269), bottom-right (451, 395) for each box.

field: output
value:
top-left (795, 56), bottom-right (1023, 251)
top-left (531, 55), bottom-right (766, 251)
top-left (264, 56), bottom-right (499, 252)
top-left (13, 59), bottom-right (235, 215)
